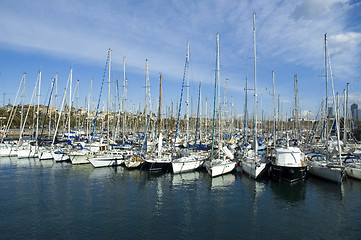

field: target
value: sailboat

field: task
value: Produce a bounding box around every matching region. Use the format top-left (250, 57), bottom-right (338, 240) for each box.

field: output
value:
top-left (89, 50), bottom-right (126, 168)
top-left (240, 12), bottom-right (268, 179)
top-left (18, 71), bottom-right (42, 159)
top-left (0, 73), bottom-right (25, 157)
top-left (171, 42), bottom-right (208, 174)
top-left (144, 74), bottom-right (172, 172)
top-left (204, 33), bottom-right (236, 178)
top-left (307, 33), bottom-right (345, 183)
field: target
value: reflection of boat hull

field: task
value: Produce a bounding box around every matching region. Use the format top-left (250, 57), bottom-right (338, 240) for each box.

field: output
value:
top-left (270, 164), bottom-right (307, 182)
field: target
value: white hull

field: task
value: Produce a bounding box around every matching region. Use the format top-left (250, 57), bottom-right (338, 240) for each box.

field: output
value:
top-left (17, 148), bottom-right (38, 158)
top-left (0, 146), bottom-right (18, 157)
top-left (124, 159), bottom-right (142, 168)
top-left (172, 155), bottom-right (205, 174)
top-left (89, 156), bottom-right (124, 168)
top-left (69, 151), bottom-right (90, 164)
top-left (308, 161), bottom-right (344, 183)
top-left (52, 151), bottom-right (70, 162)
top-left (345, 166), bottom-right (361, 180)
top-left (205, 159), bottom-right (236, 177)
top-left (241, 159), bottom-right (267, 179)
top-left (38, 150), bottom-right (53, 160)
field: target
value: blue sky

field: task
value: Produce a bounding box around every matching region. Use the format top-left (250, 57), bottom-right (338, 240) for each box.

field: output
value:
top-left (0, 0), bottom-right (361, 120)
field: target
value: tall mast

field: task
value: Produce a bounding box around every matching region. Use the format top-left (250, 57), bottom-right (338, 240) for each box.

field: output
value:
top-left (344, 83), bottom-right (349, 143)
top-left (107, 48), bottom-right (111, 147)
top-left (35, 71), bottom-right (41, 145)
top-left (186, 42), bottom-right (190, 147)
top-left (122, 56), bottom-right (126, 144)
top-left (76, 79), bottom-right (79, 131)
top-left (217, 34), bottom-right (221, 151)
top-left (20, 73), bottom-right (25, 141)
top-left (87, 78), bottom-right (92, 140)
top-left (145, 59), bottom-right (149, 115)
top-left (324, 33), bottom-right (329, 155)
top-left (158, 74), bottom-right (162, 137)
top-left (54, 73), bottom-right (58, 131)
top-left (49, 78), bottom-right (53, 138)
top-left (253, 12), bottom-right (258, 155)
top-left (294, 74), bottom-right (299, 140)
top-left (211, 33), bottom-right (220, 161)
top-left (68, 68), bottom-right (72, 141)
top-left (272, 71), bottom-right (276, 148)
top-left (199, 82), bottom-right (202, 142)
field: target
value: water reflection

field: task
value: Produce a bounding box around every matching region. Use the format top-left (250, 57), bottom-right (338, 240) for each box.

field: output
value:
top-left (270, 179), bottom-right (307, 203)
top-left (205, 172), bottom-right (236, 190)
top-left (171, 171), bottom-right (202, 187)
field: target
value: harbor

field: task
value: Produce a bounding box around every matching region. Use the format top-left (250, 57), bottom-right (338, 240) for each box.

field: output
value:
top-left (1, 1), bottom-right (361, 239)
top-left (0, 156), bottom-right (360, 239)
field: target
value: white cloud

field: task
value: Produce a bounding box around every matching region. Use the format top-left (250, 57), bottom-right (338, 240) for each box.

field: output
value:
top-left (0, 0), bottom-right (360, 116)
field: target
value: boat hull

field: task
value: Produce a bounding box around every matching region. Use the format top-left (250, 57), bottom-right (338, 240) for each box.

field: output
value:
top-left (144, 159), bottom-right (171, 172)
top-left (270, 164), bottom-right (307, 182)
top-left (241, 160), bottom-right (268, 179)
top-left (345, 166), bottom-right (361, 180)
top-left (17, 149), bottom-right (37, 158)
top-left (308, 162), bottom-right (344, 183)
top-left (172, 156), bottom-right (205, 174)
top-left (205, 160), bottom-right (236, 178)
top-left (89, 157), bottom-right (124, 168)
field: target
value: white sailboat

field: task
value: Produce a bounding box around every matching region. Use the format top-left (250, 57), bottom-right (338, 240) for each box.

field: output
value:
top-left (171, 43), bottom-right (208, 173)
top-left (18, 71), bottom-right (42, 159)
top-left (241, 12), bottom-right (268, 179)
top-left (88, 49), bottom-right (126, 168)
top-left (204, 33), bottom-right (236, 178)
top-left (308, 33), bottom-right (345, 183)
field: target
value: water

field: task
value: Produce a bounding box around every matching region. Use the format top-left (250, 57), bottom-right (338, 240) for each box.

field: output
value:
top-left (1, 157), bottom-right (360, 240)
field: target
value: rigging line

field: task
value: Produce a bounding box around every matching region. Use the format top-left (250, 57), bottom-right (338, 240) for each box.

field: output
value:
top-left (173, 54), bottom-right (188, 152)
top-left (90, 50), bottom-right (110, 143)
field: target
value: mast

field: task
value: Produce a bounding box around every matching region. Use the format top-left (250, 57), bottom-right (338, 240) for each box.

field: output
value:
top-left (75, 79), bottom-right (79, 131)
top-left (186, 42), bottom-right (190, 147)
top-left (253, 12), bottom-right (258, 155)
top-left (294, 74), bottom-right (299, 140)
top-left (158, 74), bottom-right (162, 137)
top-left (344, 83), bottom-right (349, 143)
top-left (211, 33), bottom-right (220, 161)
top-left (217, 34), bottom-right (221, 152)
top-left (20, 73), bottom-right (25, 141)
top-left (243, 77), bottom-right (248, 145)
top-left (49, 78), bottom-right (53, 138)
top-left (122, 56), bottom-right (126, 144)
top-left (87, 78), bottom-right (92, 141)
top-left (324, 33), bottom-right (329, 157)
top-left (54, 73), bottom-right (58, 128)
top-left (107, 48), bottom-right (111, 148)
top-left (35, 71), bottom-right (41, 146)
top-left (272, 71), bottom-right (276, 148)
top-left (68, 68), bottom-right (72, 141)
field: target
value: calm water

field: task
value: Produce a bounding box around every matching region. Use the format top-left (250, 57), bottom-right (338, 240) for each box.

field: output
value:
top-left (1, 157), bottom-right (360, 240)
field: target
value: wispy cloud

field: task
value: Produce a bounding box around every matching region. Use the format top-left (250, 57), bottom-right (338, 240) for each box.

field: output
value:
top-left (0, 0), bottom-right (360, 114)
